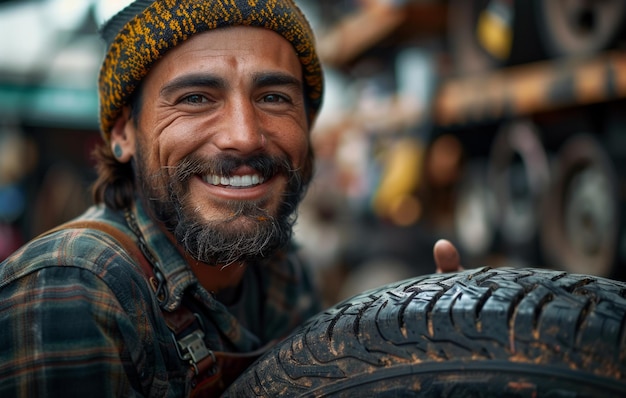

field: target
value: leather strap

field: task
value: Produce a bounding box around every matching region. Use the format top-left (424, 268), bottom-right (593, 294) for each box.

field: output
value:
top-left (42, 220), bottom-right (153, 276)
top-left (40, 219), bottom-right (273, 396)
top-left (190, 339), bottom-right (277, 397)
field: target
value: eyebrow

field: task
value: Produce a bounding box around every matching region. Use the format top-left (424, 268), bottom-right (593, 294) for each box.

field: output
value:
top-left (159, 72), bottom-right (303, 97)
top-left (253, 72), bottom-right (302, 92)
top-left (160, 74), bottom-right (226, 97)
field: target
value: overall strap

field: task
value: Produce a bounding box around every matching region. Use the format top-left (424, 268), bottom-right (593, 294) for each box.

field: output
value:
top-left (41, 220), bottom-right (272, 396)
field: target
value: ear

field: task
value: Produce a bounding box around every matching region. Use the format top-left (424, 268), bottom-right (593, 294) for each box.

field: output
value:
top-left (109, 107), bottom-right (136, 163)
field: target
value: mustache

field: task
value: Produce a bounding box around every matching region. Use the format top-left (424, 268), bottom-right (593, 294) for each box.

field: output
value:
top-left (173, 153), bottom-right (296, 182)
top-left (132, 150), bottom-right (309, 266)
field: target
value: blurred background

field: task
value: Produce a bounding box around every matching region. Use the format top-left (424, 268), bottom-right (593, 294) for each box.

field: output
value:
top-left (1, 0), bottom-right (625, 307)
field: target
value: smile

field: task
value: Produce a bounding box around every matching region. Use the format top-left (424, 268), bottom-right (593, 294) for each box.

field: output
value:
top-left (202, 174), bottom-right (266, 188)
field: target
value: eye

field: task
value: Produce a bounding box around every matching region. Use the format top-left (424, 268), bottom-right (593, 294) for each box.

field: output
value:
top-left (262, 93), bottom-right (290, 104)
top-left (180, 94), bottom-right (209, 105)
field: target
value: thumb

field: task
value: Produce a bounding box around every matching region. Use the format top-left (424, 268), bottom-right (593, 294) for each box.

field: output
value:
top-left (434, 239), bottom-right (463, 273)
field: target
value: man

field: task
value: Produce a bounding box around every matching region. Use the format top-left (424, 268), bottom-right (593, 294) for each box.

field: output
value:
top-left (0, 0), bottom-right (461, 396)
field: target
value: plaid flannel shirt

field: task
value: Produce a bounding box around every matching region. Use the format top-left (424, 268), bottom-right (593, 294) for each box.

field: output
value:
top-left (0, 200), bottom-right (320, 397)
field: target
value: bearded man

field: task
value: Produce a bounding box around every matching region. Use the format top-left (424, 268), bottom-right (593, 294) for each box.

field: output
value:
top-left (0, 0), bottom-right (460, 396)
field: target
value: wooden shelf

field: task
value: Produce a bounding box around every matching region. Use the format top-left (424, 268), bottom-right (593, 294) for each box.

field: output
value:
top-left (434, 51), bottom-right (626, 126)
top-left (317, 2), bottom-right (447, 68)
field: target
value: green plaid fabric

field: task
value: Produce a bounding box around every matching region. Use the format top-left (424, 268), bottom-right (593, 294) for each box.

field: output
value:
top-left (0, 200), bottom-right (320, 396)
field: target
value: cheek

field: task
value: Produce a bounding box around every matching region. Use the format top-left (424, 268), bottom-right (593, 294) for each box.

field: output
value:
top-left (276, 122), bottom-right (310, 165)
top-left (283, 134), bottom-right (310, 172)
top-left (156, 122), bottom-right (206, 166)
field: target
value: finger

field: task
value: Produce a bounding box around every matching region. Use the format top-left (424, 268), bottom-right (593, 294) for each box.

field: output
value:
top-left (433, 239), bottom-right (463, 273)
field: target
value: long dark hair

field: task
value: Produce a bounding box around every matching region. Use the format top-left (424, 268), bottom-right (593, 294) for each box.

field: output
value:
top-left (91, 89), bottom-right (143, 209)
top-left (91, 143), bottom-right (136, 210)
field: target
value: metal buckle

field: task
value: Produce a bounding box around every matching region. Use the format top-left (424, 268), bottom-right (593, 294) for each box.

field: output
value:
top-left (152, 268), bottom-right (168, 303)
top-left (173, 329), bottom-right (215, 375)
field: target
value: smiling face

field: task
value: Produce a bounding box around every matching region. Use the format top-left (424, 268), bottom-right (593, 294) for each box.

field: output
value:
top-left (111, 26), bottom-right (312, 266)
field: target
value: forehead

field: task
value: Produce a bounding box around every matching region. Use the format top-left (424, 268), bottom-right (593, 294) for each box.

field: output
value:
top-left (146, 26), bottom-right (303, 84)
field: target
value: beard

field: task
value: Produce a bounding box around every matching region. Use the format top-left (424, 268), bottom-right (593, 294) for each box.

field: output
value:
top-left (134, 150), bottom-right (309, 267)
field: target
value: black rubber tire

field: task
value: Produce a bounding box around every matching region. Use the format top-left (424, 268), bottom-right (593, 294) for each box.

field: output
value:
top-left (540, 134), bottom-right (619, 278)
top-left (225, 267), bottom-right (626, 397)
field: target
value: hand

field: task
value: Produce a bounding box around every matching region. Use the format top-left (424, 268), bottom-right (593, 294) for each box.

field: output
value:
top-left (433, 239), bottom-right (463, 273)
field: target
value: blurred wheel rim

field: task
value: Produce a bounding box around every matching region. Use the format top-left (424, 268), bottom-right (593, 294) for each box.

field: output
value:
top-left (488, 120), bottom-right (550, 248)
top-left (540, 134), bottom-right (618, 276)
top-left (536, 0), bottom-right (626, 57)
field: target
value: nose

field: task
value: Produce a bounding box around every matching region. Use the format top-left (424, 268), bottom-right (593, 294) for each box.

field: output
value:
top-left (213, 97), bottom-right (265, 154)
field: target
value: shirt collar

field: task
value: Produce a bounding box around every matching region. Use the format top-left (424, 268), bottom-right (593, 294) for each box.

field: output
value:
top-left (130, 198), bottom-right (198, 311)
top-left (128, 199), bottom-right (263, 351)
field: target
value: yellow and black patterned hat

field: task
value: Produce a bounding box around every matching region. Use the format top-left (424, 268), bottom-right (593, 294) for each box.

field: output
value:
top-left (98, 0), bottom-right (324, 140)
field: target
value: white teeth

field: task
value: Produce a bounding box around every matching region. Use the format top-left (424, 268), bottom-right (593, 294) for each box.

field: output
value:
top-left (203, 174), bottom-right (265, 187)
top-left (239, 175), bottom-right (251, 186)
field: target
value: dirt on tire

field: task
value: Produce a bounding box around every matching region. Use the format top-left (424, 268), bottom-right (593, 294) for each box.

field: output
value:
top-left (225, 267), bottom-right (626, 397)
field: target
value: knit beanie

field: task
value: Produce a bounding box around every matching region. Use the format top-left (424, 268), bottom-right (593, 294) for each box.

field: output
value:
top-left (98, 0), bottom-right (324, 141)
